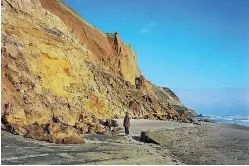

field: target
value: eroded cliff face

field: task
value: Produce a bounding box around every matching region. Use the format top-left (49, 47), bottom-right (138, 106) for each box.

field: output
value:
top-left (1, 0), bottom-right (192, 143)
top-left (40, 0), bottom-right (142, 85)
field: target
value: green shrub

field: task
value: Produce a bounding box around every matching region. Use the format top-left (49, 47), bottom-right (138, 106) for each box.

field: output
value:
top-left (106, 33), bottom-right (116, 39)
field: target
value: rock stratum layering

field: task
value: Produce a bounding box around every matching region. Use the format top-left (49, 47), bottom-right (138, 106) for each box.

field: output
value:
top-left (1, 0), bottom-right (197, 144)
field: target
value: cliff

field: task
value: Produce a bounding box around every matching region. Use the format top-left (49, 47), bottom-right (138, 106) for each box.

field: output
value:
top-left (1, 0), bottom-right (195, 143)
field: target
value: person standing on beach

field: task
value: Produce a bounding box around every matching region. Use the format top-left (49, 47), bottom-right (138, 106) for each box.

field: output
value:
top-left (123, 112), bottom-right (130, 136)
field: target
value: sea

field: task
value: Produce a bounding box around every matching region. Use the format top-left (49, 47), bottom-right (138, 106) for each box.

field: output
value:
top-left (195, 115), bottom-right (249, 127)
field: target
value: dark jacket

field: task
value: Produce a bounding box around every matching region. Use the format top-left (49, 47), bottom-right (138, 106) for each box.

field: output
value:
top-left (123, 114), bottom-right (130, 127)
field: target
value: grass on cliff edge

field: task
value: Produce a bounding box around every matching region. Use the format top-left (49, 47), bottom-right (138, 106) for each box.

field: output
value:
top-left (106, 33), bottom-right (116, 39)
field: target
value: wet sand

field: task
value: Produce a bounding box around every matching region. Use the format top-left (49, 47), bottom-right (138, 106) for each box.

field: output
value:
top-left (1, 120), bottom-right (249, 165)
top-left (1, 131), bottom-right (181, 165)
top-left (147, 123), bottom-right (249, 165)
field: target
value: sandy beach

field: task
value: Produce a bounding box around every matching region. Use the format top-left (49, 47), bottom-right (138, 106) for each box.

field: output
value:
top-left (1, 120), bottom-right (249, 165)
top-left (146, 123), bottom-right (249, 165)
top-left (115, 119), bottom-right (195, 136)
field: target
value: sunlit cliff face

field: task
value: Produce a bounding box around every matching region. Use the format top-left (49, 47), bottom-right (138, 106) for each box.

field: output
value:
top-left (1, 0), bottom-right (192, 139)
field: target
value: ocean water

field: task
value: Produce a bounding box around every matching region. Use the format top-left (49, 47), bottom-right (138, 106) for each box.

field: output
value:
top-left (195, 115), bottom-right (249, 127)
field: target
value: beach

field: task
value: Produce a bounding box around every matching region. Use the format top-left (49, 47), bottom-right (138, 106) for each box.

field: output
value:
top-left (1, 120), bottom-right (249, 165)
top-left (146, 123), bottom-right (249, 165)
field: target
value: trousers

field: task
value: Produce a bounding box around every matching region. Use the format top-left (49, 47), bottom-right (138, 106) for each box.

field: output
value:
top-left (124, 127), bottom-right (129, 136)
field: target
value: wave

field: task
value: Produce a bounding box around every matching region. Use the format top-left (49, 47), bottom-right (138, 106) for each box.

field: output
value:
top-left (203, 115), bottom-right (249, 120)
top-left (197, 114), bottom-right (249, 127)
top-left (232, 117), bottom-right (249, 121)
top-left (240, 119), bottom-right (249, 123)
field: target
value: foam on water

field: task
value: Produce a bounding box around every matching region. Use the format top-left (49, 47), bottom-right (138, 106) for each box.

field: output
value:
top-left (197, 115), bottom-right (249, 127)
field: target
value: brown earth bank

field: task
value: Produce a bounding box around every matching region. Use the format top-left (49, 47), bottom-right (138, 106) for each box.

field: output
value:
top-left (1, 120), bottom-right (249, 165)
top-left (1, 0), bottom-right (198, 143)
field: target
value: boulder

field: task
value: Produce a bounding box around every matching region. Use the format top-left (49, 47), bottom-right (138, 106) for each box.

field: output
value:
top-left (2, 104), bottom-right (27, 127)
top-left (104, 119), bottom-right (111, 127)
top-left (75, 122), bottom-right (85, 129)
top-left (5, 124), bottom-right (27, 136)
top-left (180, 118), bottom-right (190, 123)
top-left (177, 119), bottom-right (183, 123)
top-left (76, 127), bottom-right (88, 134)
top-left (105, 125), bottom-right (111, 132)
top-left (103, 131), bottom-right (110, 136)
top-left (5, 124), bottom-right (15, 133)
top-left (62, 136), bottom-right (84, 144)
top-left (25, 124), bottom-right (50, 141)
top-left (1, 123), bottom-right (6, 130)
top-left (112, 127), bottom-right (123, 135)
top-left (185, 119), bottom-right (190, 123)
top-left (188, 117), bottom-right (194, 123)
top-left (47, 123), bottom-right (61, 134)
top-left (88, 123), bottom-right (105, 134)
top-left (50, 126), bottom-right (84, 144)
top-left (2, 111), bottom-right (27, 127)
top-left (160, 117), bottom-right (167, 121)
top-left (166, 114), bottom-right (173, 119)
top-left (99, 119), bottom-right (105, 126)
top-left (143, 115), bottom-right (149, 119)
top-left (197, 119), bottom-right (211, 122)
top-left (110, 119), bottom-right (118, 127)
top-left (96, 124), bottom-right (105, 134)
top-left (13, 125), bottom-right (27, 136)
top-left (24, 123), bottom-right (84, 144)
top-left (203, 119), bottom-right (211, 123)
top-left (89, 129), bottom-right (96, 135)
top-left (24, 108), bottom-right (52, 125)
top-left (193, 122), bottom-right (201, 125)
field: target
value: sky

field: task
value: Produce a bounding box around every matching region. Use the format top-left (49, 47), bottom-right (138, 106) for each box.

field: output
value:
top-left (63, 0), bottom-right (249, 116)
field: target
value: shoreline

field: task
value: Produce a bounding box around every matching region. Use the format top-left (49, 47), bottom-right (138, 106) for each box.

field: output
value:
top-left (1, 120), bottom-right (249, 165)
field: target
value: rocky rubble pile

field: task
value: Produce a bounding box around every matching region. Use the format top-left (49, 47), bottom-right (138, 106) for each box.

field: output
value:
top-left (2, 122), bottom-right (84, 144)
top-left (2, 107), bottom-right (123, 144)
